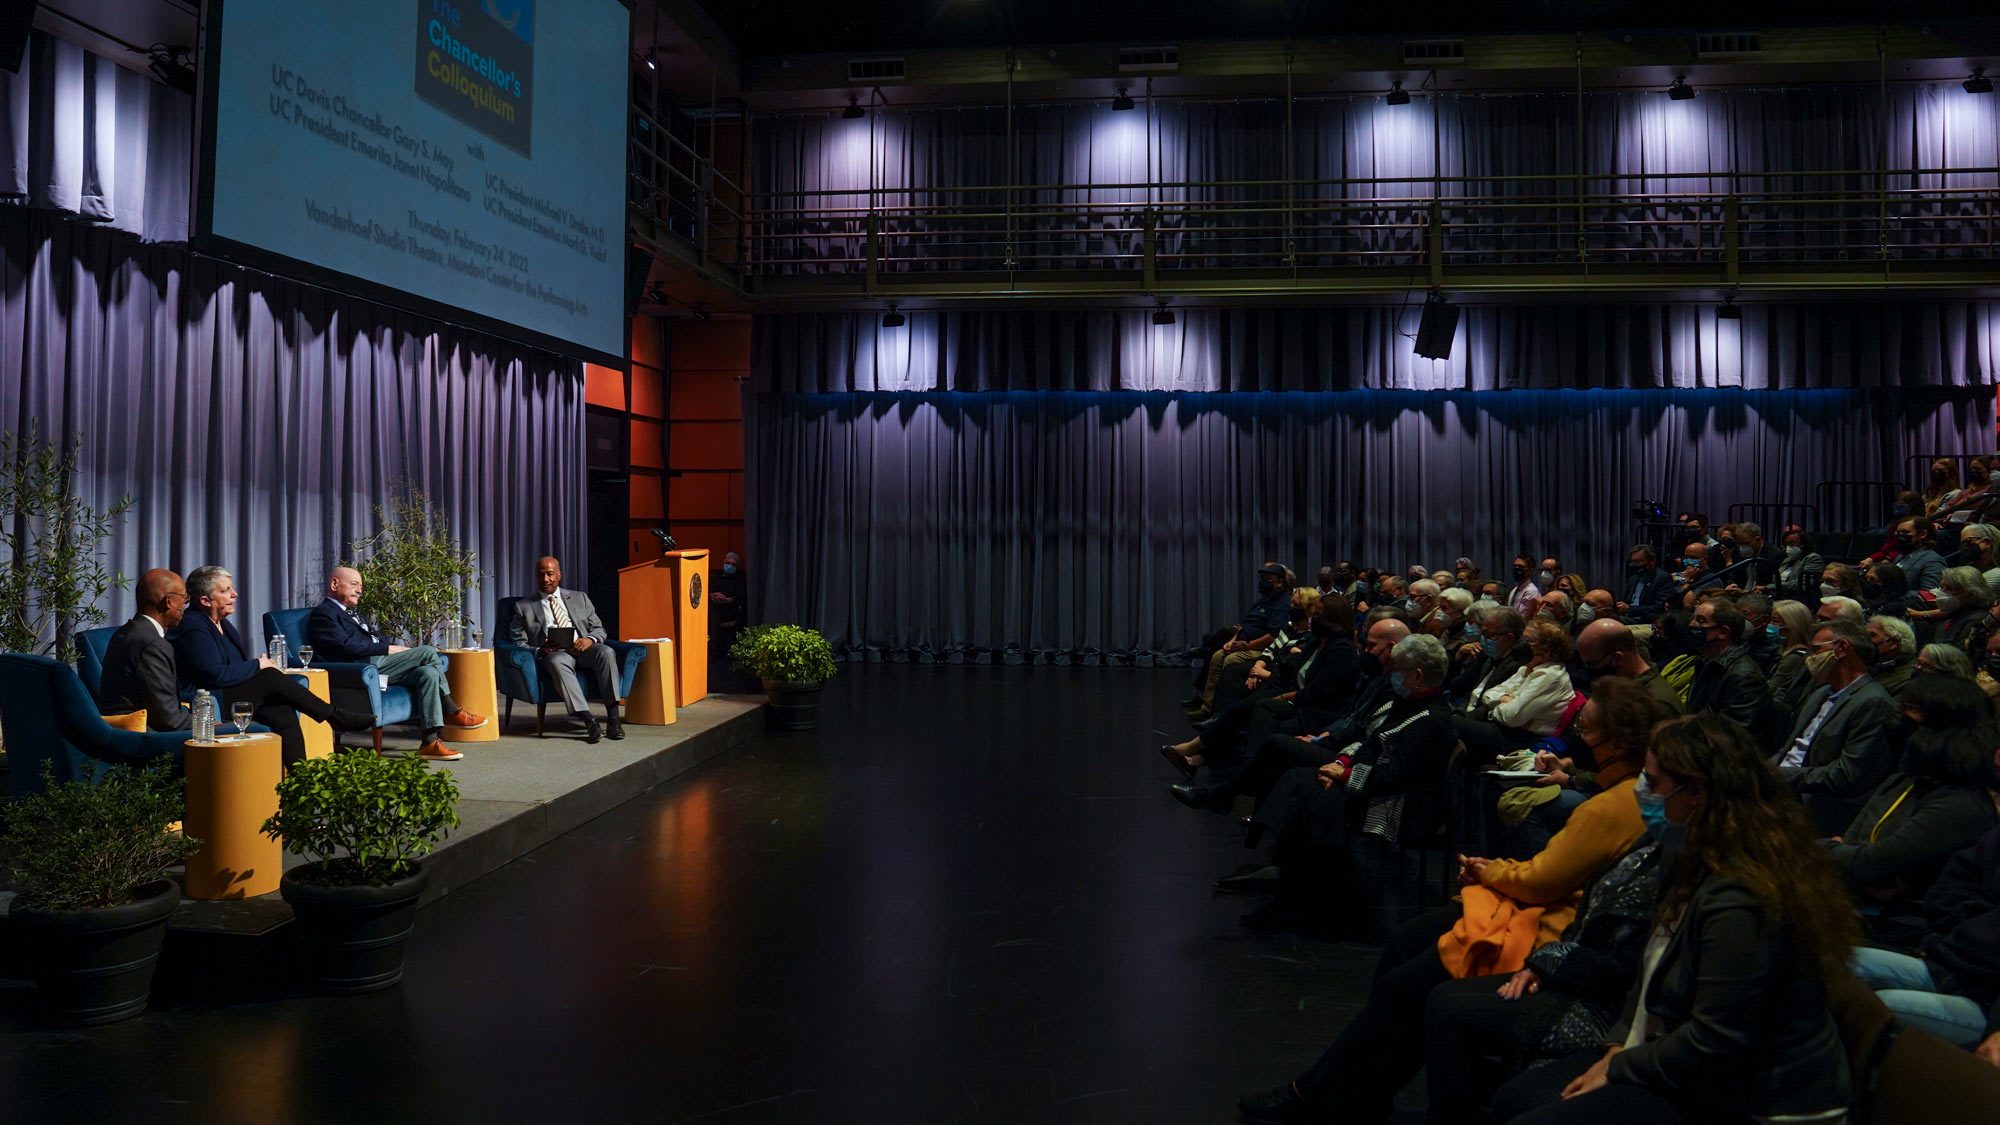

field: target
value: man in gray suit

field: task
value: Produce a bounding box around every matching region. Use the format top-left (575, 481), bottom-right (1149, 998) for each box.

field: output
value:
top-left (510, 556), bottom-right (622, 743)
top-left (1774, 616), bottom-right (1898, 834)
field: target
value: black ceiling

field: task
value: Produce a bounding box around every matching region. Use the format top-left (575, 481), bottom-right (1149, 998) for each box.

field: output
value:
top-left (702, 0), bottom-right (1989, 57)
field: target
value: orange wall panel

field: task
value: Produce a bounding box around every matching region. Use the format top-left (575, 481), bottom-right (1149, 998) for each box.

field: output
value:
top-left (583, 363), bottom-right (626, 410)
top-left (667, 472), bottom-right (733, 520)
top-left (669, 370), bottom-right (743, 421)
top-left (631, 317), bottom-right (667, 369)
top-left (629, 472), bottom-right (664, 519)
top-left (668, 421), bottom-right (744, 470)
top-left (670, 320), bottom-right (751, 372)
top-left (630, 418), bottom-right (666, 469)
top-left (630, 364), bottom-right (666, 419)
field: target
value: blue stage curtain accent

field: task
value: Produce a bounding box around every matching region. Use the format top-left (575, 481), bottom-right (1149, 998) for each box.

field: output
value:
top-left (0, 190), bottom-right (586, 639)
top-left (746, 389), bottom-right (1994, 663)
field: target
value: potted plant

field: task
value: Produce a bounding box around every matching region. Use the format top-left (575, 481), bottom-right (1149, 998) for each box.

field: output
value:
top-left (0, 761), bottom-right (198, 1025)
top-left (744, 625), bottom-right (837, 730)
top-left (0, 424), bottom-right (134, 660)
top-left (261, 752), bottom-right (460, 992)
top-left (345, 488), bottom-right (481, 646)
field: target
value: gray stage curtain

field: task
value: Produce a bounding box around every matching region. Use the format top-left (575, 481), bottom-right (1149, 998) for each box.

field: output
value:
top-left (754, 302), bottom-right (2000, 393)
top-left (0, 208), bottom-right (587, 641)
top-left (1, 32), bottom-right (190, 242)
top-left (747, 388), bottom-right (1994, 663)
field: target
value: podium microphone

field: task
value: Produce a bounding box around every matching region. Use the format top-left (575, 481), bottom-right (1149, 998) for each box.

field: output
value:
top-left (651, 528), bottom-right (678, 555)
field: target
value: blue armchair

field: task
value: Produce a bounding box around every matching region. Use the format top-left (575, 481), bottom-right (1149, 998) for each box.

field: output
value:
top-left (0, 653), bottom-right (195, 796)
top-left (264, 607), bottom-right (415, 753)
top-left (74, 624), bottom-right (120, 705)
top-left (493, 595), bottom-right (647, 735)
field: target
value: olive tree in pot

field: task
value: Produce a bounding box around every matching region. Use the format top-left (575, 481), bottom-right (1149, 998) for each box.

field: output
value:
top-left (261, 752), bottom-right (460, 993)
top-left (735, 625), bottom-right (837, 730)
top-left (1, 761), bottom-right (199, 1025)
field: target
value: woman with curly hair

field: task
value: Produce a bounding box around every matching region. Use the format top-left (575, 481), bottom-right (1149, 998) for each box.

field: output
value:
top-left (1491, 713), bottom-right (1859, 1124)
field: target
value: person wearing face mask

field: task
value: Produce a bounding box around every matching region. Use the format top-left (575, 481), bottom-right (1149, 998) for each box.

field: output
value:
top-left (1774, 528), bottom-right (1828, 608)
top-left (1911, 566), bottom-right (1996, 656)
top-left (1923, 458), bottom-right (1963, 516)
top-left (1455, 620), bottom-right (1579, 767)
top-left (1533, 591), bottom-right (1575, 632)
top-left (1773, 618), bottom-right (1899, 835)
top-left (1864, 560), bottom-right (1912, 620)
top-left (1681, 599), bottom-right (1769, 730)
top-left (1865, 615), bottom-right (1919, 697)
top-left (1576, 620), bottom-right (1683, 715)
top-left (1879, 517), bottom-right (1948, 594)
top-left (1615, 545), bottom-right (1674, 624)
top-left (1763, 599), bottom-right (1821, 730)
top-left (1489, 714), bottom-right (1859, 1125)
top-left (1537, 557), bottom-right (1565, 595)
top-left (1733, 592), bottom-right (1781, 675)
top-left (1952, 522), bottom-right (2000, 595)
top-left (1824, 675), bottom-right (2000, 947)
top-left (1407, 579), bottom-right (1443, 631)
top-left (1669, 541), bottom-right (1710, 597)
top-left (1429, 587), bottom-right (1475, 650)
top-left (1509, 555), bottom-right (1544, 616)
top-left (1202, 588), bottom-right (1324, 722)
top-left (710, 550), bottom-right (749, 684)
top-left (1168, 602), bottom-right (1370, 811)
top-left (1446, 605), bottom-right (1529, 700)
top-left (1973, 630), bottom-right (2000, 708)
top-left (1186, 562), bottom-right (1295, 718)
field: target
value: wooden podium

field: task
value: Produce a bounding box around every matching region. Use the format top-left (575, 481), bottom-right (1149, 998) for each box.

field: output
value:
top-left (617, 548), bottom-right (709, 705)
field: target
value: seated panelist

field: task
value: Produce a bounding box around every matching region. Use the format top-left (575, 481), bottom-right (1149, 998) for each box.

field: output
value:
top-left (98, 568), bottom-right (195, 733)
top-left (307, 566), bottom-right (484, 763)
top-left (509, 555), bottom-right (623, 744)
top-left (165, 564), bottom-right (371, 765)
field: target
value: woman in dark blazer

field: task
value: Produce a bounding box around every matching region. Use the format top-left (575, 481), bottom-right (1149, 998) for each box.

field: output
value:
top-left (1492, 713), bottom-right (1859, 1124)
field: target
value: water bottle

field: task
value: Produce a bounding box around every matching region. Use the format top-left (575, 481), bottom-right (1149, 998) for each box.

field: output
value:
top-left (269, 634), bottom-right (288, 670)
top-left (192, 689), bottom-right (213, 742)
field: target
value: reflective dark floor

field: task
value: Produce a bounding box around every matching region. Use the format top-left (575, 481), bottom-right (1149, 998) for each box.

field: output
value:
top-left (1, 666), bottom-right (1428, 1124)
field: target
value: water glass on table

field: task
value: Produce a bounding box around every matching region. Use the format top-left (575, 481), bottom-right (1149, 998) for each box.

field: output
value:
top-left (298, 646), bottom-right (314, 669)
top-left (231, 702), bottom-right (253, 739)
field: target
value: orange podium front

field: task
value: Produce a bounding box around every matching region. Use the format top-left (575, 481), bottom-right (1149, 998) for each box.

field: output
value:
top-left (619, 548), bottom-right (709, 705)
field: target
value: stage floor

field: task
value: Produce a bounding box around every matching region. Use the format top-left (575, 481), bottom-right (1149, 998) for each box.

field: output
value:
top-left (0, 666), bottom-right (1424, 1124)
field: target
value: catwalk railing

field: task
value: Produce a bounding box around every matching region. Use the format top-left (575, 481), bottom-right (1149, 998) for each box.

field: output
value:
top-left (732, 168), bottom-right (2000, 288)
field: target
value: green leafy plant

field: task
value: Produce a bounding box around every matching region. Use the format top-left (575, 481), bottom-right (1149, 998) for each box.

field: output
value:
top-left (727, 624), bottom-right (776, 675)
top-left (262, 752), bottom-right (461, 885)
top-left (0, 425), bottom-right (133, 660)
top-left (1, 761), bottom-right (200, 910)
top-left (746, 625), bottom-right (837, 683)
top-left (346, 489), bottom-right (480, 646)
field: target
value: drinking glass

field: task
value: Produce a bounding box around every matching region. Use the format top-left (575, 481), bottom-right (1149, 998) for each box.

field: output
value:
top-left (472, 627), bottom-right (484, 651)
top-left (231, 702), bottom-right (253, 738)
top-left (298, 646), bottom-right (314, 669)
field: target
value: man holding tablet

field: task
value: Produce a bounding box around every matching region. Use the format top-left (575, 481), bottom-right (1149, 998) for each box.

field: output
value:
top-left (510, 556), bottom-right (622, 743)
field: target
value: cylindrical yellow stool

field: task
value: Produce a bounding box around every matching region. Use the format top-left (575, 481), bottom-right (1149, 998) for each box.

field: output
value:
top-left (442, 648), bottom-right (499, 743)
top-left (182, 733), bottom-right (284, 900)
top-left (290, 667), bottom-right (334, 759)
top-left (623, 639), bottom-right (678, 725)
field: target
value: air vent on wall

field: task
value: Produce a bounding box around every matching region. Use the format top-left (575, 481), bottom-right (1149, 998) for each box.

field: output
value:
top-left (848, 57), bottom-right (905, 83)
top-left (1117, 45), bottom-right (1179, 73)
top-left (1695, 32), bottom-right (1762, 57)
top-left (1403, 39), bottom-right (1465, 64)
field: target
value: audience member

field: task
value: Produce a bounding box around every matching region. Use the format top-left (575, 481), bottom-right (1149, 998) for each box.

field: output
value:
top-left (1488, 714), bottom-right (1858, 1125)
top-left (1508, 555), bottom-right (1543, 615)
top-left (1774, 618), bottom-right (1898, 835)
top-left (1824, 675), bottom-right (2000, 946)
top-left (509, 556), bottom-right (624, 743)
top-left (1765, 599), bottom-right (1818, 723)
top-left (1818, 594), bottom-right (1865, 624)
top-left (1430, 587), bottom-right (1474, 649)
top-left (1187, 562), bottom-right (1295, 718)
top-left (1456, 620), bottom-right (1579, 764)
top-left (1892, 517), bottom-right (1948, 594)
top-left (1533, 591), bottom-right (1574, 631)
top-left (1682, 598), bottom-right (1768, 728)
top-left (1913, 565), bottom-right (1995, 654)
top-left (1575, 619), bottom-right (1681, 713)
top-left (1615, 544), bottom-right (1674, 624)
top-left (1847, 823), bottom-right (2000, 1062)
top-left (1736, 592), bottom-right (1780, 673)
top-left (1205, 587), bottom-right (1321, 720)
top-left (1955, 523), bottom-right (2000, 595)
top-left (1916, 643), bottom-right (1977, 683)
top-left (168, 565), bottom-right (371, 764)
top-left (1774, 528), bottom-right (1827, 607)
top-left (1670, 541), bottom-right (1711, 599)
top-left (1821, 561), bottom-right (1865, 606)
top-left (1867, 615), bottom-right (1920, 696)
top-left (307, 566), bottom-right (483, 762)
top-left (1924, 458), bottom-right (1964, 516)
top-left (1446, 605), bottom-right (1528, 699)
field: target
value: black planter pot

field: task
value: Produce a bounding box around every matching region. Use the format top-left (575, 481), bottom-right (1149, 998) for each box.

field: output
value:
top-left (762, 679), bottom-right (824, 730)
top-left (11, 878), bottom-right (180, 1026)
top-left (281, 863), bottom-right (429, 993)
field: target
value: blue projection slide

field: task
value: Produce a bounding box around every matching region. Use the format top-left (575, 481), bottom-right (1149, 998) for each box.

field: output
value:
top-left (207, 0), bottom-right (627, 359)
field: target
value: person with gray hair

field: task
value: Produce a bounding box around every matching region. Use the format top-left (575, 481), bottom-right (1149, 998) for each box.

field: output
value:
top-left (1774, 615), bottom-right (1899, 833)
top-left (1914, 564), bottom-right (1997, 656)
top-left (169, 564), bottom-right (373, 764)
top-left (1816, 595), bottom-right (1865, 624)
top-left (1408, 579), bottom-right (1442, 630)
top-left (1915, 643), bottom-right (1977, 683)
top-left (1864, 614), bottom-right (1919, 697)
top-left (1431, 587), bottom-right (1474, 649)
top-left (1954, 522), bottom-right (2000, 596)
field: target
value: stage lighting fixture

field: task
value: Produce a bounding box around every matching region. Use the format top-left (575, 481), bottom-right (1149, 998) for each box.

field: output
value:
top-left (148, 45), bottom-right (195, 95)
top-left (1112, 87), bottom-right (1136, 111)
top-left (1413, 291), bottom-right (1458, 360)
top-left (1966, 68), bottom-right (1994, 94)
top-left (1667, 75), bottom-right (1695, 101)
top-left (1151, 302), bottom-right (1175, 326)
top-left (843, 97), bottom-right (866, 119)
top-left (881, 306), bottom-right (905, 328)
top-left (1386, 80), bottom-right (1411, 106)
top-left (1717, 295), bottom-right (1742, 320)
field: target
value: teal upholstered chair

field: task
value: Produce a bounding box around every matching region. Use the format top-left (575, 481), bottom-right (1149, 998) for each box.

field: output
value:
top-left (0, 653), bottom-right (194, 797)
top-left (263, 607), bottom-right (416, 753)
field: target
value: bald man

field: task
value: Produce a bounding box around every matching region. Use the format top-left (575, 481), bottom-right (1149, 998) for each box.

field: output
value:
top-left (1575, 618), bottom-right (1683, 714)
top-left (308, 566), bottom-right (484, 762)
top-left (509, 556), bottom-right (621, 743)
top-left (99, 568), bottom-right (195, 731)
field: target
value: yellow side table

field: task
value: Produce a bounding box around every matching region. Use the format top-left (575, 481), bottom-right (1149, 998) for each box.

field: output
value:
top-left (442, 648), bottom-right (499, 743)
top-left (289, 667), bottom-right (333, 760)
top-left (183, 733), bottom-right (284, 900)
top-left (622, 639), bottom-right (678, 725)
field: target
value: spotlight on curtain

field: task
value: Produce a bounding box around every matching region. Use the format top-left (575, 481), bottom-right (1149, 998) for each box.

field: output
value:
top-left (1717, 295), bottom-right (1743, 320)
top-left (1414, 293), bottom-right (1458, 359)
top-left (881, 305), bottom-right (905, 328)
top-left (1967, 68), bottom-right (1994, 95)
top-left (1151, 302), bottom-right (1175, 326)
top-left (1386, 79), bottom-right (1411, 106)
top-left (1668, 75), bottom-right (1696, 101)
top-left (1111, 86), bottom-right (1135, 111)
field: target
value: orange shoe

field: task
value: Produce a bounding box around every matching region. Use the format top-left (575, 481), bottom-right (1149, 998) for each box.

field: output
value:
top-left (445, 709), bottom-right (488, 730)
top-left (417, 739), bottom-right (463, 762)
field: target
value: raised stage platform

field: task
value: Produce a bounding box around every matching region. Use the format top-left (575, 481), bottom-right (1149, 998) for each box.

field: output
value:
top-left (0, 695), bottom-right (767, 986)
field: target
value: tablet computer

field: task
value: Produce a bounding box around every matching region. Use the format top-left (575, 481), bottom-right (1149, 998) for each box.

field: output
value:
top-left (545, 626), bottom-right (577, 648)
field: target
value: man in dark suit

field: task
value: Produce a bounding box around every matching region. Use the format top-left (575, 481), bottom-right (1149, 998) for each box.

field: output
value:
top-left (1775, 617), bottom-right (1899, 834)
top-left (307, 566), bottom-right (484, 763)
top-left (169, 564), bottom-right (372, 765)
top-left (509, 556), bottom-right (622, 743)
top-left (99, 568), bottom-right (194, 731)
top-left (1684, 597), bottom-right (1769, 730)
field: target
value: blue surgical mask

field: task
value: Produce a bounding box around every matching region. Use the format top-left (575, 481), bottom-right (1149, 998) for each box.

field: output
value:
top-left (1765, 624), bottom-right (1780, 637)
top-left (1634, 772), bottom-right (1672, 837)
top-left (1390, 671), bottom-right (1410, 697)
top-left (1681, 557), bottom-right (1700, 569)
top-left (722, 563), bottom-right (738, 575)
top-left (1480, 635), bottom-right (1500, 658)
